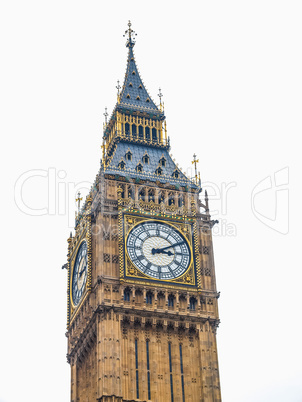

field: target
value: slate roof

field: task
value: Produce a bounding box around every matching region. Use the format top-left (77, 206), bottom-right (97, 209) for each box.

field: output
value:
top-left (103, 141), bottom-right (198, 189)
top-left (116, 40), bottom-right (162, 115)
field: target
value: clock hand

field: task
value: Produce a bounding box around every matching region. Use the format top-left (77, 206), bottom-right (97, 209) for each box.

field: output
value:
top-left (157, 241), bottom-right (185, 252)
top-left (151, 241), bottom-right (185, 255)
top-left (159, 250), bottom-right (174, 256)
top-left (79, 266), bottom-right (86, 277)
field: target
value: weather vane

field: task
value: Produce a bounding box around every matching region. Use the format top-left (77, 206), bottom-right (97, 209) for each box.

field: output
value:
top-left (75, 191), bottom-right (83, 212)
top-left (192, 153), bottom-right (200, 184)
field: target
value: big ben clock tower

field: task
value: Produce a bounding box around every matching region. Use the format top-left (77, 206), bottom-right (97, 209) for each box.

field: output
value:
top-left (66, 22), bottom-right (222, 402)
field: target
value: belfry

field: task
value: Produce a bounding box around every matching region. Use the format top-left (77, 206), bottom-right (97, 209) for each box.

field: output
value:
top-left (66, 22), bottom-right (222, 402)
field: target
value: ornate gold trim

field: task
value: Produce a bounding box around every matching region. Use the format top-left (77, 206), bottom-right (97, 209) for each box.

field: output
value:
top-left (119, 211), bottom-right (199, 289)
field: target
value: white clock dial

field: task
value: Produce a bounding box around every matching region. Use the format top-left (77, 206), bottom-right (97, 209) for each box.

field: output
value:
top-left (71, 240), bottom-right (88, 306)
top-left (126, 221), bottom-right (191, 280)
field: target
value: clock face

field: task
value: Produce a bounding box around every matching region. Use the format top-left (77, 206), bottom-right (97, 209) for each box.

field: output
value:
top-left (71, 240), bottom-right (88, 306)
top-left (126, 221), bottom-right (191, 280)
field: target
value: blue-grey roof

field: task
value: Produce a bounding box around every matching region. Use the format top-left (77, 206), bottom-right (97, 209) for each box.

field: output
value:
top-left (103, 141), bottom-right (198, 189)
top-left (118, 45), bottom-right (159, 113)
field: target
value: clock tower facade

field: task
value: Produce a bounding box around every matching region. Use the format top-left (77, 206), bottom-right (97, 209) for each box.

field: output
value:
top-left (66, 23), bottom-right (222, 402)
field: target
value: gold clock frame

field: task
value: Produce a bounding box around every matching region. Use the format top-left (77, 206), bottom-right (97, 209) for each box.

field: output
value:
top-left (67, 212), bottom-right (92, 328)
top-left (119, 211), bottom-right (201, 289)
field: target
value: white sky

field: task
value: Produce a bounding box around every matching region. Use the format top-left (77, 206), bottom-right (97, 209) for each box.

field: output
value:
top-left (1, 1), bottom-right (301, 401)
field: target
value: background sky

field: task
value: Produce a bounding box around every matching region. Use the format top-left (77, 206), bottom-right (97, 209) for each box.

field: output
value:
top-left (1, 1), bottom-right (301, 401)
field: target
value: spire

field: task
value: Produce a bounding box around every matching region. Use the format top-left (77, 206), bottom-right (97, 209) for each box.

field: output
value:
top-left (119, 21), bottom-right (160, 113)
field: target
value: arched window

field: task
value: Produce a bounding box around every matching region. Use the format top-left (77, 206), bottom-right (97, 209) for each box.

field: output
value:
top-left (139, 125), bottom-right (144, 139)
top-left (132, 124), bottom-right (137, 138)
top-left (159, 156), bottom-right (166, 167)
top-left (128, 187), bottom-right (134, 199)
top-left (155, 166), bottom-right (163, 176)
top-left (136, 163), bottom-right (143, 173)
top-left (158, 192), bottom-right (165, 204)
top-left (178, 195), bottom-right (184, 207)
top-left (168, 192), bottom-right (174, 206)
top-left (168, 295), bottom-right (174, 307)
top-left (124, 288), bottom-right (131, 302)
top-left (145, 127), bottom-right (150, 141)
top-left (146, 292), bottom-right (153, 304)
top-left (148, 189), bottom-right (155, 202)
top-left (152, 128), bottom-right (157, 142)
top-left (142, 154), bottom-right (149, 164)
top-left (125, 150), bottom-right (132, 161)
top-left (172, 169), bottom-right (180, 178)
top-left (189, 297), bottom-right (196, 310)
top-left (125, 123), bottom-right (130, 138)
top-left (118, 159), bottom-right (126, 170)
top-left (119, 185), bottom-right (125, 199)
top-left (138, 188), bottom-right (146, 201)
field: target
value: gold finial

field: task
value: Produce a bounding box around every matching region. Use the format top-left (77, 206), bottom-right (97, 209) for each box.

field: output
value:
top-left (191, 154), bottom-right (200, 184)
top-left (158, 88), bottom-right (163, 111)
top-left (123, 20), bottom-right (137, 47)
top-left (75, 191), bottom-right (83, 212)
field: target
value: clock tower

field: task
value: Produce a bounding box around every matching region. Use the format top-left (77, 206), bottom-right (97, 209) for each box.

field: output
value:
top-left (66, 22), bottom-right (222, 402)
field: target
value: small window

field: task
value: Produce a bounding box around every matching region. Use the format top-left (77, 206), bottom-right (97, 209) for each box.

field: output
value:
top-left (138, 84), bottom-right (142, 89)
top-left (136, 163), bottom-right (143, 173)
top-left (142, 154), bottom-right (149, 164)
top-left (138, 125), bottom-right (144, 139)
top-left (129, 82), bottom-right (133, 87)
top-left (131, 57), bottom-right (134, 61)
top-left (168, 192), bottom-right (174, 206)
top-left (148, 190), bottom-right (155, 203)
top-left (155, 166), bottom-right (163, 176)
top-left (159, 192), bottom-right (165, 204)
top-left (124, 289), bottom-right (130, 302)
top-left (146, 292), bottom-right (153, 304)
top-left (159, 156), bottom-right (166, 167)
top-left (146, 98), bottom-right (150, 103)
top-left (168, 295), bottom-right (174, 307)
top-left (138, 188), bottom-right (145, 201)
top-left (189, 297), bottom-right (196, 310)
top-left (136, 96), bottom-right (140, 100)
top-left (118, 159), bottom-right (126, 170)
top-left (172, 169), bottom-right (180, 178)
top-left (132, 70), bottom-right (136, 75)
top-left (132, 124), bottom-right (137, 138)
top-left (126, 94), bottom-right (130, 99)
top-left (125, 150), bottom-right (132, 161)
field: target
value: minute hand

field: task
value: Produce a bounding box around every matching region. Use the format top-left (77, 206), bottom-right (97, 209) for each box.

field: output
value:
top-left (157, 241), bottom-right (185, 252)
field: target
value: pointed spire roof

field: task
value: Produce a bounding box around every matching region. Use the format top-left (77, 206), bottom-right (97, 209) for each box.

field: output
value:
top-left (117, 22), bottom-right (161, 114)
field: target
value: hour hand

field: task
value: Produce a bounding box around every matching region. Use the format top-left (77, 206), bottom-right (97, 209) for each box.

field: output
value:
top-left (151, 248), bottom-right (173, 256)
top-left (79, 266), bottom-right (86, 277)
